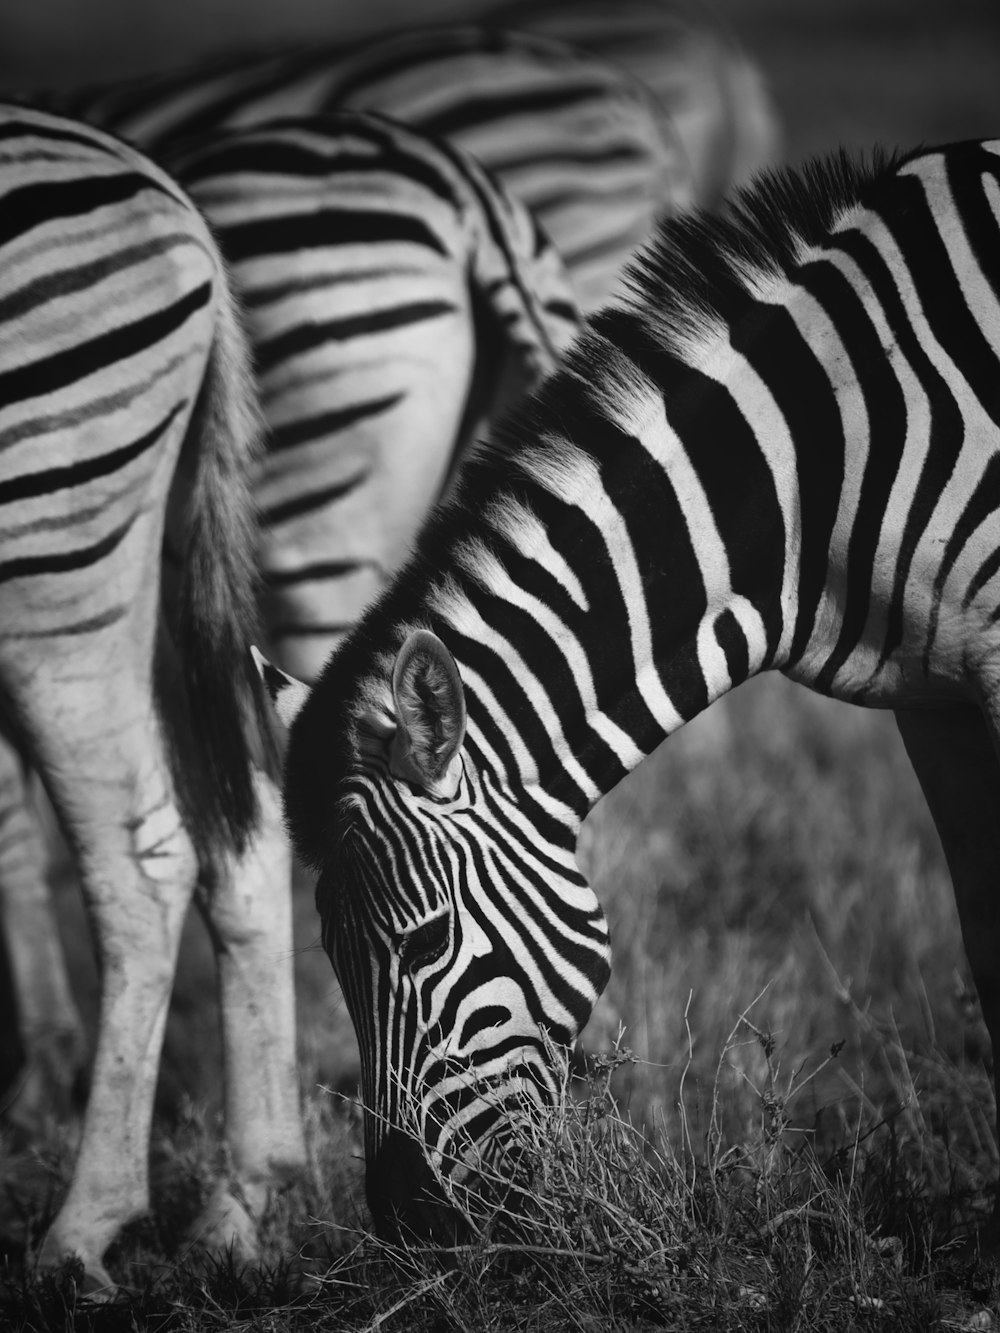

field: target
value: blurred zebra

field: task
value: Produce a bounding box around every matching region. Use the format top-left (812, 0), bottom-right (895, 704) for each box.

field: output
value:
top-left (267, 139), bottom-right (1000, 1242)
top-left (0, 104), bottom-right (304, 1289)
top-left (47, 10), bottom-right (778, 310)
top-left (488, 0), bottom-right (781, 209)
top-left (168, 111), bottom-right (577, 681)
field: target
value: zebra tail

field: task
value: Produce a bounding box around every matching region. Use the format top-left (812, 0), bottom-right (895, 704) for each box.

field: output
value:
top-left (170, 270), bottom-right (271, 864)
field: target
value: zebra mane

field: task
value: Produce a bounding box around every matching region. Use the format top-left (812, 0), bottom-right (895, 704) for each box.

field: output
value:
top-left (618, 144), bottom-right (905, 358)
top-left (288, 144), bottom-right (918, 868)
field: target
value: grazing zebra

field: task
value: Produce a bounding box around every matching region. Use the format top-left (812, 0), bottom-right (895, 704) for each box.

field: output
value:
top-left (46, 11), bottom-right (776, 311)
top-left (169, 111), bottom-right (577, 680)
top-left (0, 105), bottom-right (304, 1289)
top-left (265, 139), bottom-right (1000, 1241)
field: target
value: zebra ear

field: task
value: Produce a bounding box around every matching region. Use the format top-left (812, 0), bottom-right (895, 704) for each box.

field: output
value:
top-left (390, 630), bottom-right (466, 798)
top-left (250, 646), bottom-right (311, 731)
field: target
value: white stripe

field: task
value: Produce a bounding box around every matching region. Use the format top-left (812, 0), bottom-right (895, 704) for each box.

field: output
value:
top-left (517, 420), bottom-right (685, 732)
top-left (485, 497), bottom-right (589, 612)
top-left (455, 536), bottom-right (644, 769)
top-left (431, 571), bottom-right (601, 804)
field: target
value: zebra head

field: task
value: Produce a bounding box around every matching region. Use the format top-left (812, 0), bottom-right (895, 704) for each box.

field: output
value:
top-left (257, 631), bottom-right (611, 1239)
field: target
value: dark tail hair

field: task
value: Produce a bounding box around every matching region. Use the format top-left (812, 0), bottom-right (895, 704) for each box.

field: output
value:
top-left (167, 267), bottom-right (272, 866)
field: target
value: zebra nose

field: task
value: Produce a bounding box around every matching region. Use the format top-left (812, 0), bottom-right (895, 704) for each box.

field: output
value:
top-left (366, 1129), bottom-right (470, 1243)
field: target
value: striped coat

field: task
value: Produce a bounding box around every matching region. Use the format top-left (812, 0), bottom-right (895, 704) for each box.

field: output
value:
top-left (168, 111), bottom-right (577, 679)
top-left (269, 140), bottom-right (1000, 1242)
top-left (0, 104), bottom-right (304, 1289)
top-left (48, 13), bottom-right (771, 310)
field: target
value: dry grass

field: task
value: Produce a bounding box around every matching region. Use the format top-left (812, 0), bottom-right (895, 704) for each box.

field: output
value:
top-left (6, 1020), bottom-right (999, 1331)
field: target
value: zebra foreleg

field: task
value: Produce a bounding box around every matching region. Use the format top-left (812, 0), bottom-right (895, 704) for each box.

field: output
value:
top-left (0, 737), bottom-right (87, 1130)
top-left (895, 703), bottom-right (1000, 1248)
top-left (192, 770), bottom-right (306, 1258)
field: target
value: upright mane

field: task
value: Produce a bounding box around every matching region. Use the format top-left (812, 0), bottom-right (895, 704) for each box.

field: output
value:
top-left (619, 144), bottom-right (905, 359)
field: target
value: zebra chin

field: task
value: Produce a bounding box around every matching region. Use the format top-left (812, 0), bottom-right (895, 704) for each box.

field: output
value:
top-left (365, 1123), bottom-right (531, 1244)
top-left (366, 1128), bottom-right (473, 1244)
top-left (366, 1057), bottom-right (558, 1241)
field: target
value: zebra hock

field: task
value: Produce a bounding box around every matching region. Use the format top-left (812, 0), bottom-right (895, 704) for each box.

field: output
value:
top-left (263, 139), bottom-right (1000, 1242)
top-left (0, 105), bottom-right (303, 1290)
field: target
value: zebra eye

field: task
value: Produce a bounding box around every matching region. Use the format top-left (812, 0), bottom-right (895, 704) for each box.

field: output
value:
top-left (399, 914), bottom-right (450, 972)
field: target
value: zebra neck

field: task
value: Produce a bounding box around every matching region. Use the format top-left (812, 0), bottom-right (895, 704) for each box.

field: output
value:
top-left (426, 325), bottom-right (801, 822)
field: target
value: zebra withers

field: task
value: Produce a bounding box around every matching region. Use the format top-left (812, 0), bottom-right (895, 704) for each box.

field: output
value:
top-left (0, 105), bottom-right (304, 1288)
top-left (169, 111), bottom-right (578, 680)
top-left (48, 15), bottom-right (757, 311)
top-left (267, 140), bottom-right (1000, 1241)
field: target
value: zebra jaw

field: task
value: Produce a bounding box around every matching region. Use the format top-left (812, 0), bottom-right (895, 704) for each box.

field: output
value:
top-left (250, 646), bottom-right (311, 731)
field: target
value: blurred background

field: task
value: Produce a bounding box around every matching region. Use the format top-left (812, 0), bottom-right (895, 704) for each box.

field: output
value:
top-left (2, 0), bottom-right (1000, 1162)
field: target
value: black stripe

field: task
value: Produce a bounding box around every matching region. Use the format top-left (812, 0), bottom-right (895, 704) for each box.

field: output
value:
top-left (320, 25), bottom-right (524, 107)
top-left (784, 257), bottom-right (881, 662)
top-left (0, 118), bottom-right (122, 154)
top-left (270, 392), bottom-right (404, 452)
top-left (0, 282), bottom-right (213, 405)
top-left (427, 132), bottom-right (559, 364)
top-left (177, 115), bottom-right (466, 213)
top-left (0, 604), bottom-right (129, 638)
top-left (244, 263), bottom-right (421, 309)
top-left (265, 559), bottom-right (373, 586)
top-left (412, 82), bottom-right (618, 141)
top-left (457, 1005), bottom-right (511, 1048)
top-left (0, 235), bottom-right (187, 327)
top-left (0, 401), bottom-right (185, 506)
top-left (104, 50), bottom-right (330, 150)
top-left (963, 547), bottom-right (1000, 611)
top-left (811, 228), bottom-right (923, 691)
top-left (255, 300), bottom-right (456, 374)
top-left (0, 172), bottom-right (177, 251)
top-left (449, 555), bottom-right (617, 796)
top-left (219, 208), bottom-right (450, 265)
top-left (714, 609), bottom-right (749, 685)
top-left (937, 455), bottom-right (1000, 603)
top-left (487, 139), bottom-right (655, 181)
top-left (260, 471), bottom-right (368, 527)
top-left (0, 512), bottom-right (137, 584)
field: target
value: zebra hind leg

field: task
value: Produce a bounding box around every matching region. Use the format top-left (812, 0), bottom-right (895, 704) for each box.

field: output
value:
top-left (10, 652), bottom-right (201, 1292)
top-left (190, 769), bottom-right (306, 1261)
top-left (0, 735), bottom-right (88, 1132)
top-left (895, 703), bottom-right (1000, 1250)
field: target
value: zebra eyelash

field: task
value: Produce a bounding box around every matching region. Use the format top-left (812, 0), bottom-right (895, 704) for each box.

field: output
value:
top-left (397, 911), bottom-right (451, 972)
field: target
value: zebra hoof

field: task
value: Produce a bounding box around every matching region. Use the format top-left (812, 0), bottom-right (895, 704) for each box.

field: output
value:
top-left (75, 1262), bottom-right (121, 1301)
top-left (185, 1181), bottom-right (262, 1264)
top-left (33, 1247), bottom-right (120, 1302)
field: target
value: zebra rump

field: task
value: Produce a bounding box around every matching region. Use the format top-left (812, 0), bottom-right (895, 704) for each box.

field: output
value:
top-left (164, 111), bottom-right (578, 680)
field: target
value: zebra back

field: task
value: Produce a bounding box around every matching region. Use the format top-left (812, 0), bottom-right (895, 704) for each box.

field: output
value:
top-left (47, 23), bottom-right (690, 311)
